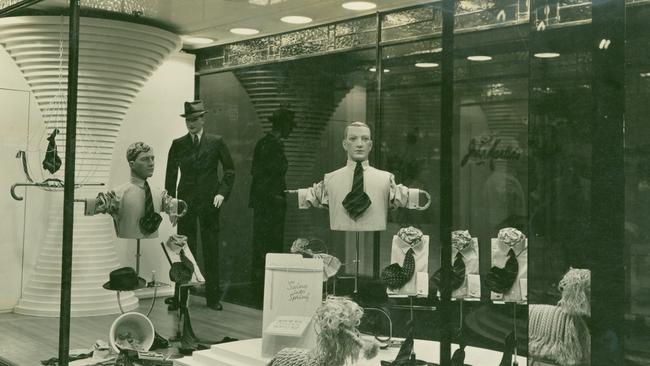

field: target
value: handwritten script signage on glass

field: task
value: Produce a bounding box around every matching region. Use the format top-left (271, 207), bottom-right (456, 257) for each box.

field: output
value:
top-left (461, 133), bottom-right (523, 167)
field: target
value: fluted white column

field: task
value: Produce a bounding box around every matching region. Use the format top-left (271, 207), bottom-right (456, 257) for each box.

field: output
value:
top-left (0, 16), bottom-right (181, 317)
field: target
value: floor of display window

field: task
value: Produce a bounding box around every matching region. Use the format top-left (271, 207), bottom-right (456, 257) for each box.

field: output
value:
top-left (0, 297), bottom-right (263, 366)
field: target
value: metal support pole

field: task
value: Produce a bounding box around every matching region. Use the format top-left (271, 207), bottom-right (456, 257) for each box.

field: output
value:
top-left (513, 303), bottom-right (518, 366)
top-left (136, 239), bottom-right (141, 275)
top-left (354, 232), bottom-right (360, 293)
top-left (58, 1), bottom-right (80, 365)
top-left (440, 0), bottom-right (455, 364)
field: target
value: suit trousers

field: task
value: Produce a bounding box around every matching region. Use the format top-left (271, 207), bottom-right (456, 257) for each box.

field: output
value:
top-left (251, 201), bottom-right (286, 293)
top-left (178, 207), bottom-right (221, 304)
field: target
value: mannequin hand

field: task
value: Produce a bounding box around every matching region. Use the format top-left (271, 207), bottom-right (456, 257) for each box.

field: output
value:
top-left (213, 194), bottom-right (225, 208)
top-left (284, 189), bottom-right (298, 194)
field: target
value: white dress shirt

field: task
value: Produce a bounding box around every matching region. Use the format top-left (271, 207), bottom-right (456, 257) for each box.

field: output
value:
top-left (84, 175), bottom-right (173, 239)
top-left (297, 159), bottom-right (409, 231)
top-left (451, 238), bottom-right (480, 299)
top-left (490, 238), bottom-right (528, 303)
top-left (387, 234), bottom-right (429, 296)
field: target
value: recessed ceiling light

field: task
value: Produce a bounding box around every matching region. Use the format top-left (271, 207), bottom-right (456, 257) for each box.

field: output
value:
top-left (467, 55), bottom-right (492, 62)
top-left (383, 68), bottom-right (390, 72)
top-left (641, 72), bottom-right (650, 78)
top-left (342, 1), bottom-right (377, 11)
top-left (230, 28), bottom-right (260, 35)
top-left (368, 67), bottom-right (390, 72)
top-left (281, 15), bottom-right (313, 24)
top-left (415, 62), bottom-right (439, 68)
top-left (534, 52), bottom-right (560, 58)
top-left (182, 36), bottom-right (214, 45)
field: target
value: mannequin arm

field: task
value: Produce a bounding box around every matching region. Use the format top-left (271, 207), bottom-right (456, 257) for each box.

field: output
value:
top-left (290, 180), bottom-right (328, 209)
top-left (84, 191), bottom-right (120, 221)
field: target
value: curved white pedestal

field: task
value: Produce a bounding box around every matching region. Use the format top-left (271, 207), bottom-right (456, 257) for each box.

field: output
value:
top-left (0, 16), bottom-right (181, 317)
top-left (173, 337), bottom-right (527, 366)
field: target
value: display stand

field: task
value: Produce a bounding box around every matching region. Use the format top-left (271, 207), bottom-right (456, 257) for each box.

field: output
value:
top-left (511, 302), bottom-right (519, 366)
top-left (354, 232), bottom-right (360, 293)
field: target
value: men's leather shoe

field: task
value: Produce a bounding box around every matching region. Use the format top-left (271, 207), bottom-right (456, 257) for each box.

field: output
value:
top-left (164, 297), bottom-right (176, 305)
top-left (206, 302), bottom-right (223, 311)
top-left (167, 302), bottom-right (180, 311)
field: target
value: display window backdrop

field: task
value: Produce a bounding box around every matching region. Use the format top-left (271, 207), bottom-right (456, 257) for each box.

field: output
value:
top-left (0, 48), bottom-right (195, 311)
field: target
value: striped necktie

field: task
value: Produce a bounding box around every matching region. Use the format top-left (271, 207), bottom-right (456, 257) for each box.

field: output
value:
top-left (138, 180), bottom-right (162, 235)
top-left (342, 161), bottom-right (371, 220)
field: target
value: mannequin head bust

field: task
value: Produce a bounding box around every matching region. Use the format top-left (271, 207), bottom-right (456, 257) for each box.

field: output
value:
top-left (270, 107), bottom-right (296, 138)
top-left (343, 121), bottom-right (373, 162)
top-left (126, 142), bottom-right (155, 180)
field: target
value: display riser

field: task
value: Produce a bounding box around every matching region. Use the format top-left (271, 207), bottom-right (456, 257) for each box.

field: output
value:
top-left (0, 15), bottom-right (181, 317)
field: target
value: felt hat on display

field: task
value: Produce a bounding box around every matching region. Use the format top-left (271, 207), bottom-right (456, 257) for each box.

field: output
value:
top-left (180, 100), bottom-right (207, 118)
top-left (103, 267), bottom-right (146, 291)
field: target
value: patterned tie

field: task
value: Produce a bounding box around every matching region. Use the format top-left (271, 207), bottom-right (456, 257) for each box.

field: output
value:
top-left (139, 180), bottom-right (162, 235)
top-left (431, 252), bottom-right (466, 291)
top-left (342, 161), bottom-right (371, 220)
top-left (486, 248), bottom-right (519, 293)
top-left (380, 248), bottom-right (416, 290)
top-left (402, 248), bottom-right (415, 281)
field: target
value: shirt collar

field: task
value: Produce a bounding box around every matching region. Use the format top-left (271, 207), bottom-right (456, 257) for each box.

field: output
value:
top-left (191, 129), bottom-right (203, 141)
top-left (498, 237), bottom-right (528, 254)
top-left (396, 236), bottom-right (425, 255)
top-left (130, 174), bottom-right (146, 188)
top-left (346, 159), bottom-right (370, 170)
top-left (453, 243), bottom-right (476, 258)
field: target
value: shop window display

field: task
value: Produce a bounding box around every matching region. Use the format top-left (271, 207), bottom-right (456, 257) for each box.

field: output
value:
top-left (0, 0), bottom-right (643, 365)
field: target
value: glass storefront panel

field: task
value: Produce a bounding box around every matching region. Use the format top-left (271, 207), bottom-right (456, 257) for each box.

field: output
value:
top-left (624, 4), bottom-right (650, 364)
top-left (199, 49), bottom-right (378, 307)
top-left (452, 21), bottom-right (530, 358)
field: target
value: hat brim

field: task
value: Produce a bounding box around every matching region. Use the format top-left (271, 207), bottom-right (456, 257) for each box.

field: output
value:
top-left (102, 277), bottom-right (147, 291)
top-left (180, 110), bottom-right (207, 118)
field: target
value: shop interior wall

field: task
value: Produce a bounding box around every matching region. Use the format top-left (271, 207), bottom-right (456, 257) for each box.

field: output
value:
top-left (0, 48), bottom-right (195, 310)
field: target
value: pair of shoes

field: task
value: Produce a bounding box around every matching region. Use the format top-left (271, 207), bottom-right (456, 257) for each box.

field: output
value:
top-left (167, 302), bottom-right (179, 311)
top-left (164, 296), bottom-right (176, 305)
top-left (206, 302), bottom-right (223, 311)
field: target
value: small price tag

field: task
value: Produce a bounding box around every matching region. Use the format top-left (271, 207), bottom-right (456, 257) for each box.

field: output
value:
top-left (467, 274), bottom-right (481, 298)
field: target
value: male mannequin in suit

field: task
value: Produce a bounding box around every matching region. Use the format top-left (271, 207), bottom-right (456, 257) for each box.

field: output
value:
top-left (165, 100), bottom-right (235, 311)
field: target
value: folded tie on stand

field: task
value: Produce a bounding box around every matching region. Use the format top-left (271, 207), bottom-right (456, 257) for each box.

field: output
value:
top-left (486, 249), bottom-right (518, 294)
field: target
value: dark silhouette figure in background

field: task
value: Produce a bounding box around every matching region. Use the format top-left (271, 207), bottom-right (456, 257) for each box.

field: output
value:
top-left (249, 107), bottom-right (296, 297)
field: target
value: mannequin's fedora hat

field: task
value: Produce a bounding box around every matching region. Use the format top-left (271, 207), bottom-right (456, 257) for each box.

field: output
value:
top-left (180, 100), bottom-right (207, 118)
top-left (103, 267), bottom-right (146, 291)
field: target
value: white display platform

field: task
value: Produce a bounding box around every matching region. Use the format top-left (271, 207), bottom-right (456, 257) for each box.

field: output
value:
top-left (173, 337), bottom-right (527, 366)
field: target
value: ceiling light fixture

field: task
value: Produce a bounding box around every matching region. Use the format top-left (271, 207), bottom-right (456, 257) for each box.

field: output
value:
top-left (534, 52), bottom-right (560, 58)
top-left (281, 15), bottom-right (313, 24)
top-left (415, 62), bottom-right (439, 68)
top-left (368, 67), bottom-right (390, 72)
top-left (342, 1), bottom-right (377, 11)
top-left (641, 72), bottom-right (650, 78)
top-left (230, 27), bottom-right (260, 35)
top-left (182, 36), bottom-right (214, 45)
top-left (467, 55), bottom-right (492, 62)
